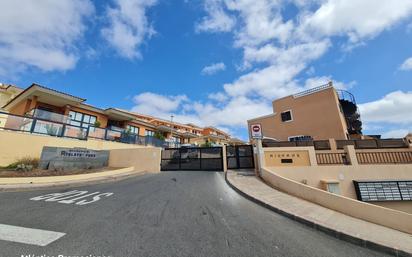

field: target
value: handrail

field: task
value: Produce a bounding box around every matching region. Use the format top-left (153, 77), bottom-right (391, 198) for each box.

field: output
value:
top-left (336, 89), bottom-right (356, 105)
top-left (293, 83), bottom-right (332, 98)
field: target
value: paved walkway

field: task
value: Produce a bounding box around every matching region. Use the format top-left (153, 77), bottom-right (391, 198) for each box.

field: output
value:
top-left (226, 170), bottom-right (412, 256)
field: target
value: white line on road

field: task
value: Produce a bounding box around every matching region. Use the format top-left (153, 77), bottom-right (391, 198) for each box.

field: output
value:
top-left (0, 224), bottom-right (65, 246)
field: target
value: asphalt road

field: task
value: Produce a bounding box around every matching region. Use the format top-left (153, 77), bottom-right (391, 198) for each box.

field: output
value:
top-left (0, 171), bottom-right (390, 257)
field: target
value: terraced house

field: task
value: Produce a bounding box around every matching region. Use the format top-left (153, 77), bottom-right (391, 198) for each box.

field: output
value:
top-left (0, 83), bottom-right (239, 148)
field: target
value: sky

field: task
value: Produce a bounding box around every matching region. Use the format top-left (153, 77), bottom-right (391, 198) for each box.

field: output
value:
top-left (0, 0), bottom-right (412, 140)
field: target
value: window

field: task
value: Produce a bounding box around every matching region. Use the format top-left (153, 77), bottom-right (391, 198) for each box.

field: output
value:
top-left (326, 182), bottom-right (340, 195)
top-left (145, 130), bottom-right (155, 136)
top-left (68, 111), bottom-right (97, 128)
top-left (126, 125), bottom-right (139, 135)
top-left (281, 110), bottom-right (292, 122)
top-left (171, 136), bottom-right (180, 143)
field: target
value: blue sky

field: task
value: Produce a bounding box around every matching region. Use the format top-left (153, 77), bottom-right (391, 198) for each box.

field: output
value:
top-left (0, 0), bottom-right (411, 140)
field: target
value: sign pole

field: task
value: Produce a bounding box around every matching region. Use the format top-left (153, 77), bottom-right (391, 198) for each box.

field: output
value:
top-left (250, 124), bottom-right (264, 176)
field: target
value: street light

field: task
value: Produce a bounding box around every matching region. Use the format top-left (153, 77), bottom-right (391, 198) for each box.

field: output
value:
top-left (170, 114), bottom-right (174, 147)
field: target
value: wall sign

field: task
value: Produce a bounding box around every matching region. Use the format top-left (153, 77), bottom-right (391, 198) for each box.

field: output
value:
top-left (39, 146), bottom-right (109, 171)
top-left (250, 123), bottom-right (262, 139)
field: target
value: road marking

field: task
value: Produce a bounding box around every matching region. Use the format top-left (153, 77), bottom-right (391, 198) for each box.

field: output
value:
top-left (30, 190), bottom-right (114, 205)
top-left (0, 224), bottom-right (65, 246)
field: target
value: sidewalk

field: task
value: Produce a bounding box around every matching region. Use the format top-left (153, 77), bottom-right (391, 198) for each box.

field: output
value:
top-left (226, 170), bottom-right (412, 256)
top-left (0, 167), bottom-right (146, 191)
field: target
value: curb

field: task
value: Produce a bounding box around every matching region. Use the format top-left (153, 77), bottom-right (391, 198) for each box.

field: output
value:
top-left (0, 170), bottom-right (148, 192)
top-left (225, 172), bottom-right (411, 257)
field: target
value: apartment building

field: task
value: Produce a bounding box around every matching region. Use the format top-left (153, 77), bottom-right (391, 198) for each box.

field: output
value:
top-left (247, 82), bottom-right (362, 142)
top-left (0, 83), bottom-right (23, 108)
top-left (0, 83), bottom-right (235, 146)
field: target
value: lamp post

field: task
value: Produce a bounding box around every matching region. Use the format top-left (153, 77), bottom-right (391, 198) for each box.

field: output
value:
top-left (170, 114), bottom-right (174, 147)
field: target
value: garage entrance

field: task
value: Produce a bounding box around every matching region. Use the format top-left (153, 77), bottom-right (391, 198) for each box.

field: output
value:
top-left (161, 147), bottom-right (223, 171)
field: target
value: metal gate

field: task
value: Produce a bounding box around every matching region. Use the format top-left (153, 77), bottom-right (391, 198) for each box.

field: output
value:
top-left (161, 147), bottom-right (223, 171)
top-left (226, 145), bottom-right (255, 169)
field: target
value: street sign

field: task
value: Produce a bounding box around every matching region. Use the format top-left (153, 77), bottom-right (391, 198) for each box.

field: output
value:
top-left (250, 123), bottom-right (262, 139)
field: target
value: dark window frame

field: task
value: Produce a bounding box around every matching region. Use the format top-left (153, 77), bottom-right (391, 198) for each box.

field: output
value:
top-left (68, 111), bottom-right (97, 129)
top-left (281, 110), bottom-right (293, 122)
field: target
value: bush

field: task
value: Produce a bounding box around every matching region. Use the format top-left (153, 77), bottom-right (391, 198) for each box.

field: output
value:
top-left (7, 157), bottom-right (39, 170)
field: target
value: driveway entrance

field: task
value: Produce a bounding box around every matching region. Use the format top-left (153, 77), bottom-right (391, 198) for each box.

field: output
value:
top-left (161, 147), bottom-right (223, 171)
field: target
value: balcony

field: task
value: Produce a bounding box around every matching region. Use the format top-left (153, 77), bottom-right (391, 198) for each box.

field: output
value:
top-left (0, 111), bottom-right (173, 148)
top-left (30, 108), bottom-right (69, 123)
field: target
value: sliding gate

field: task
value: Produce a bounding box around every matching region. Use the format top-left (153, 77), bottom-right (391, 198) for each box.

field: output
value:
top-left (226, 145), bottom-right (255, 169)
top-left (161, 147), bottom-right (223, 171)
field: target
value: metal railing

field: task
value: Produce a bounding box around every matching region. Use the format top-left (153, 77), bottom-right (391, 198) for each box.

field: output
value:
top-left (316, 152), bottom-right (350, 165)
top-left (293, 83), bottom-right (332, 98)
top-left (0, 111), bottom-right (173, 148)
top-left (356, 151), bottom-right (412, 164)
top-left (336, 90), bottom-right (356, 104)
top-left (0, 111), bottom-right (88, 140)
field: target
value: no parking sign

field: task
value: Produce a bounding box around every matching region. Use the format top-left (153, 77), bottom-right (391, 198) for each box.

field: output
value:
top-left (250, 124), bottom-right (262, 139)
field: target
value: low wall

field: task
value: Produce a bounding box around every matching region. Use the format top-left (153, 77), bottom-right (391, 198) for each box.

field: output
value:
top-left (271, 165), bottom-right (412, 214)
top-left (0, 130), bottom-right (146, 166)
top-left (109, 148), bottom-right (161, 173)
top-left (261, 167), bottom-right (412, 234)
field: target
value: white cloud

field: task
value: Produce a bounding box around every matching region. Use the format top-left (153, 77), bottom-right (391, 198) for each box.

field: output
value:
top-left (358, 91), bottom-right (412, 124)
top-left (303, 76), bottom-right (355, 90)
top-left (381, 129), bottom-right (410, 139)
top-left (242, 40), bottom-right (331, 67)
top-left (102, 0), bottom-right (157, 59)
top-left (195, 0), bottom-right (236, 33)
top-left (399, 57), bottom-right (412, 71)
top-left (208, 92), bottom-right (228, 102)
top-left (130, 91), bottom-right (272, 129)
top-left (299, 0), bottom-right (412, 43)
top-left (0, 0), bottom-right (94, 76)
top-left (223, 64), bottom-right (303, 99)
top-left (227, 0), bottom-right (294, 47)
top-left (201, 62), bottom-right (226, 75)
top-left (131, 92), bottom-right (188, 117)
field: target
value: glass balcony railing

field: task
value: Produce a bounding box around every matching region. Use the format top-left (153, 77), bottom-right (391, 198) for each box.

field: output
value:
top-left (0, 111), bottom-right (174, 147)
top-left (31, 109), bottom-right (69, 123)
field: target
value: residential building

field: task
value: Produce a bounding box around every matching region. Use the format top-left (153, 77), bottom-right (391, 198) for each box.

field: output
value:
top-left (261, 137), bottom-right (412, 214)
top-left (247, 82), bottom-right (362, 142)
top-left (0, 83), bottom-right (237, 147)
top-left (189, 126), bottom-right (231, 146)
top-left (0, 83), bottom-right (23, 108)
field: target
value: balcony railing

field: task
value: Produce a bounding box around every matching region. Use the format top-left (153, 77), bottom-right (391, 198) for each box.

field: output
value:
top-left (0, 111), bottom-right (174, 148)
top-left (31, 108), bottom-right (69, 123)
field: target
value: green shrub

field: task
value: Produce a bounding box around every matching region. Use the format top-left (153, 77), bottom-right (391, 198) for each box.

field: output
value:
top-left (7, 157), bottom-right (39, 170)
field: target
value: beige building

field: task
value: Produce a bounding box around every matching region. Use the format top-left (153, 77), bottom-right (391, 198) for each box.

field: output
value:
top-left (0, 82), bottom-right (240, 148)
top-left (259, 137), bottom-right (412, 234)
top-left (248, 82), bottom-right (362, 142)
top-left (0, 84), bottom-right (23, 108)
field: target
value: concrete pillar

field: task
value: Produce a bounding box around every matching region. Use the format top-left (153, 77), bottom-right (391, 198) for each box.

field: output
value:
top-left (329, 138), bottom-right (337, 151)
top-left (222, 145), bottom-right (227, 172)
top-left (308, 146), bottom-right (318, 166)
top-left (344, 145), bottom-right (358, 166)
top-left (29, 96), bottom-right (38, 110)
top-left (255, 139), bottom-right (265, 177)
